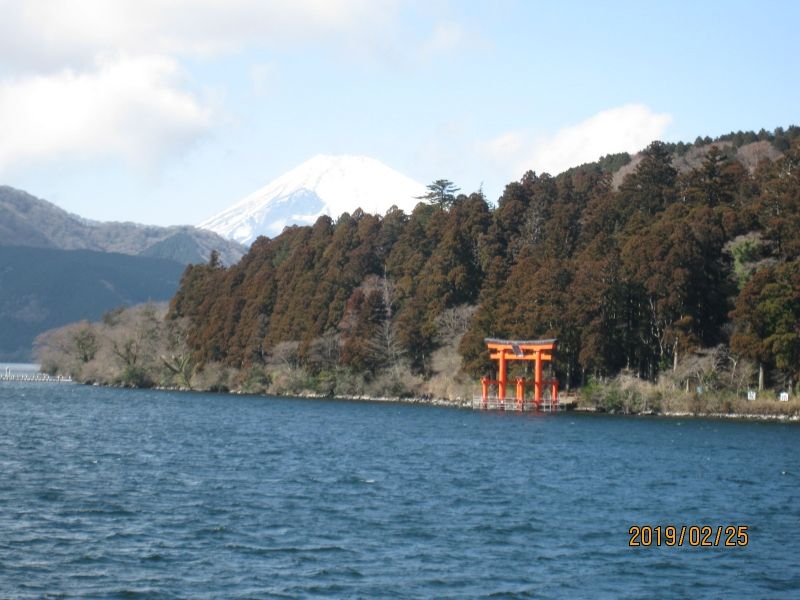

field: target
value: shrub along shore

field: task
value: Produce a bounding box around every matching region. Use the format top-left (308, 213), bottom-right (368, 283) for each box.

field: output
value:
top-left (574, 374), bottom-right (799, 421)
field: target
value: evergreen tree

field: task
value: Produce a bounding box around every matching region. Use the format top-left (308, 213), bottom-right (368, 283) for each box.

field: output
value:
top-left (731, 259), bottom-right (800, 390)
top-left (418, 179), bottom-right (460, 210)
top-left (617, 140), bottom-right (678, 218)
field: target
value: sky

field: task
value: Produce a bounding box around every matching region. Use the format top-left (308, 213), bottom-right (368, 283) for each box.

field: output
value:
top-left (0, 0), bottom-right (798, 227)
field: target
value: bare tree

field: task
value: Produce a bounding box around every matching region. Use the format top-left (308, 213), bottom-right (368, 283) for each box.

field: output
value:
top-left (308, 329), bottom-right (341, 371)
top-left (434, 304), bottom-right (478, 344)
top-left (269, 341), bottom-right (301, 369)
top-left (159, 318), bottom-right (197, 388)
top-left (365, 319), bottom-right (406, 377)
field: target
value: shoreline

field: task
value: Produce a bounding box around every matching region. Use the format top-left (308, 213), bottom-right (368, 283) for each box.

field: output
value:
top-left (7, 377), bottom-right (799, 422)
top-left (198, 387), bottom-right (800, 422)
top-left (571, 406), bottom-right (800, 423)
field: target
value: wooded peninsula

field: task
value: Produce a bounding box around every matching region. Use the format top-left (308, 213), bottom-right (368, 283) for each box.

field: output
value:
top-left (37, 129), bottom-right (800, 417)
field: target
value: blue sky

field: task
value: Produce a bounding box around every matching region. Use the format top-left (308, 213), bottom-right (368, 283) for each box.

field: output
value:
top-left (0, 0), bottom-right (797, 226)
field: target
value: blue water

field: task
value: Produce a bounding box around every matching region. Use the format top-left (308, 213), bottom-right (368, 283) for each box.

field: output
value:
top-left (0, 383), bottom-right (798, 599)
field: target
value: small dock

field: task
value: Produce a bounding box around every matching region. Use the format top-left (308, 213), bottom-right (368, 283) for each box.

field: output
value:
top-left (471, 395), bottom-right (565, 412)
top-left (1, 368), bottom-right (73, 383)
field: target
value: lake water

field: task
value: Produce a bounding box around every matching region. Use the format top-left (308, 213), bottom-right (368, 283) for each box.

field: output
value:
top-left (0, 381), bottom-right (798, 599)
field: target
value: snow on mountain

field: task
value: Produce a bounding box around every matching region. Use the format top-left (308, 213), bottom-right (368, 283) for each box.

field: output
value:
top-left (199, 154), bottom-right (427, 245)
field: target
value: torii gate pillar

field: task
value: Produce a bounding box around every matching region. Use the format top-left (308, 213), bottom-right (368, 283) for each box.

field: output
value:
top-left (534, 350), bottom-right (543, 404)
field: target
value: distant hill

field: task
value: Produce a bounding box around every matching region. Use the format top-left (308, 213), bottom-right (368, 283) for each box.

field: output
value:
top-left (603, 127), bottom-right (800, 188)
top-left (558, 127), bottom-right (800, 190)
top-left (0, 186), bottom-right (246, 265)
top-left (611, 139), bottom-right (784, 189)
top-left (0, 246), bottom-right (185, 361)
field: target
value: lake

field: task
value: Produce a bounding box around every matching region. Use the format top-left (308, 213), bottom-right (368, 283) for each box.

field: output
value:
top-left (0, 381), bottom-right (797, 598)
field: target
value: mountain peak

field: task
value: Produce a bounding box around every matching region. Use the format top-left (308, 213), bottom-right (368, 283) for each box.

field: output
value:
top-left (199, 154), bottom-right (426, 245)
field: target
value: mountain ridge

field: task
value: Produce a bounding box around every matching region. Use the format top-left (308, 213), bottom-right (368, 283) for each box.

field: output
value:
top-left (0, 186), bottom-right (245, 265)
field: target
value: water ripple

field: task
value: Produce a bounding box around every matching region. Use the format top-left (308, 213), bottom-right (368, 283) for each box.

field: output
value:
top-left (0, 383), bottom-right (798, 598)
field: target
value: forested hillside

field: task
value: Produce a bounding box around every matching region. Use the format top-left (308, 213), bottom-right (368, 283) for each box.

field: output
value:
top-left (36, 129), bottom-right (799, 403)
top-left (165, 130), bottom-right (800, 395)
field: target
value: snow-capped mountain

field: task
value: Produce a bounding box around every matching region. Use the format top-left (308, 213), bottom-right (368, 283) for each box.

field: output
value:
top-left (199, 154), bottom-right (427, 245)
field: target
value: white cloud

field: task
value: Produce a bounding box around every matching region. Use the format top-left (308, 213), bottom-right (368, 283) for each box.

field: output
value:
top-left (0, 0), bottom-right (399, 71)
top-left (419, 23), bottom-right (466, 58)
top-left (0, 0), bottom-right (404, 174)
top-left (478, 131), bottom-right (525, 165)
top-left (0, 55), bottom-right (212, 173)
top-left (480, 104), bottom-right (672, 178)
top-left (0, 1), bottom-right (472, 179)
top-left (249, 62), bottom-right (278, 96)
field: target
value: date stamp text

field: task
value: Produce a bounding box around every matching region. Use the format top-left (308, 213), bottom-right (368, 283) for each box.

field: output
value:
top-left (628, 525), bottom-right (749, 547)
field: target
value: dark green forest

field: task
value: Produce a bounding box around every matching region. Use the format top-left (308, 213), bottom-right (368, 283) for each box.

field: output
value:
top-left (166, 129), bottom-right (800, 397)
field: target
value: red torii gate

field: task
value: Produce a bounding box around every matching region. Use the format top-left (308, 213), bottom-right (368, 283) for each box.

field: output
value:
top-left (481, 338), bottom-right (559, 410)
